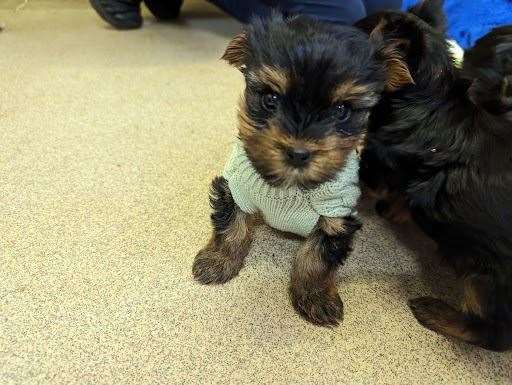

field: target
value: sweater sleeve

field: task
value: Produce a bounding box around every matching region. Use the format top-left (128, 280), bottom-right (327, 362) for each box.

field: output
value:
top-left (222, 141), bottom-right (259, 215)
top-left (306, 150), bottom-right (361, 218)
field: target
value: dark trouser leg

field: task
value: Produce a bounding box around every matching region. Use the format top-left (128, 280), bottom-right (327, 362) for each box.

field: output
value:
top-left (90, 0), bottom-right (183, 29)
top-left (208, 0), bottom-right (402, 25)
top-left (290, 216), bottom-right (361, 326)
top-left (144, 0), bottom-right (183, 20)
top-left (363, 0), bottom-right (403, 15)
top-left (208, 0), bottom-right (272, 23)
top-left (282, 0), bottom-right (366, 24)
top-left (90, 0), bottom-right (143, 29)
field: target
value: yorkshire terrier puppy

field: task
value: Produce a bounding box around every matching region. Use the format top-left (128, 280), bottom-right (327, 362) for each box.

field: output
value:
top-left (192, 14), bottom-right (411, 326)
top-left (357, 0), bottom-right (512, 350)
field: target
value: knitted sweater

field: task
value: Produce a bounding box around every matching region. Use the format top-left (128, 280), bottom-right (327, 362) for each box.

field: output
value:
top-left (222, 140), bottom-right (361, 237)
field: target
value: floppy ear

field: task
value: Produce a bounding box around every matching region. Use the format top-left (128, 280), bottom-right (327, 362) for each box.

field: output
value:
top-left (221, 31), bottom-right (250, 71)
top-left (370, 22), bottom-right (414, 92)
top-left (408, 0), bottom-right (446, 33)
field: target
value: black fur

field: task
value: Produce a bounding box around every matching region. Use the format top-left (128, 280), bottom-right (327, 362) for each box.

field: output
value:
top-left (320, 216), bottom-right (362, 268)
top-left (240, 15), bottom-right (386, 140)
top-left (408, 0), bottom-right (446, 33)
top-left (356, 1), bottom-right (512, 351)
top-left (209, 176), bottom-right (235, 235)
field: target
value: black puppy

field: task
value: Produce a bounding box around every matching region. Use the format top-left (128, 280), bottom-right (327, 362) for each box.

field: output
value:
top-left (192, 15), bottom-right (411, 326)
top-left (357, 0), bottom-right (512, 351)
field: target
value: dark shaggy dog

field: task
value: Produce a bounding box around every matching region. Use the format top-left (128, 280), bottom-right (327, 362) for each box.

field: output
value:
top-left (192, 15), bottom-right (411, 326)
top-left (356, 0), bottom-right (512, 351)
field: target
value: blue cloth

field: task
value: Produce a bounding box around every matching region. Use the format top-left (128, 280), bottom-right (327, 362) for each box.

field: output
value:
top-left (402, 0), bottom-right (512, 49)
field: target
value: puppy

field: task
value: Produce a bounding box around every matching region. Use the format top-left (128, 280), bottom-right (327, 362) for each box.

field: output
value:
top-left (356, 0), bottom-right (512, 350)
top-left (192, 14), bottom-right (411, 326)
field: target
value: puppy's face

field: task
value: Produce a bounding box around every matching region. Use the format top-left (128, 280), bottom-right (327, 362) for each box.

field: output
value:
top-left (223, 16), bottom-right (410, 189)
top-left (463, 26), bottom-right (512, 115)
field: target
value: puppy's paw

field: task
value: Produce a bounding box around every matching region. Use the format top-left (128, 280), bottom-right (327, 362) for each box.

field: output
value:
top-left (192, 248), bottom-right (243, 285)
top-left (290, 285), bottom-right (344, 327)
top-left (408, 296), bottom-right (460, 332)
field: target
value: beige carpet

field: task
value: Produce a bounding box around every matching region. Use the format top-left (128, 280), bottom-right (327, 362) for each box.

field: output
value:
top-left (0, 1), bottom-right (510, 384)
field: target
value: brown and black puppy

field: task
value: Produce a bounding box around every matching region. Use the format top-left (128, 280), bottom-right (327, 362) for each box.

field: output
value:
top-left (357, 0), bottom-right (512, 351)
top-left (192, 14), bottom-right (411, 326)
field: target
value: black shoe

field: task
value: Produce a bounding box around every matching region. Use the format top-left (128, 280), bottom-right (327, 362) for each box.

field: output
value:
top-left (144, 0), bottom-right (183, 20)
top-left (89, 0), bottom-right (143, 30)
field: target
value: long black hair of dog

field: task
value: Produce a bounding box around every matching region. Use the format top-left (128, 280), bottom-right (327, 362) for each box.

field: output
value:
top-left (356, 0), bottom-right (512, 351)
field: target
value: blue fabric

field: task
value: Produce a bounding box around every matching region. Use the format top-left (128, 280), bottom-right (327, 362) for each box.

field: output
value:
top-left (402, 0), bottom-right (512, 49)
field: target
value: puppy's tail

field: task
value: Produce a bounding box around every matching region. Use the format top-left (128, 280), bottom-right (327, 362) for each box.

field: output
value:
top-left (408, 0), bottom-right (446, 33)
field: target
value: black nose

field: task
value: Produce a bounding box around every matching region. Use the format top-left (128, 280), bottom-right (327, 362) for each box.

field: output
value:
top-left (286, 148), bottom-right (311, 167)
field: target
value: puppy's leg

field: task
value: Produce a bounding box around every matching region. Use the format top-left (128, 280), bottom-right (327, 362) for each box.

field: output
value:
top-left (376, 192), bottom-right (411, 224)
top-left (409, 272), bottom-right (512, 351)
top-left (290, 216), bottom-right (361, 326)
top-left (193, 177), bottom-right (252, 284)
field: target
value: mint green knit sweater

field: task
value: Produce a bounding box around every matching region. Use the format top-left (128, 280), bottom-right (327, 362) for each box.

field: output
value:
top-left (222, 140), bottom-right (361, 237)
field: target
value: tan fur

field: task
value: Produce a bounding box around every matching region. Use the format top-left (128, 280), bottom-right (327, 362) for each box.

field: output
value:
top-left (318, 216), bottom-right (346, 236)
top-left (214, 207), bottom-right (252, 261)
top-left (380, 192), bottom-right (411, 224)
top-left (289, 229), bottom-right (343, 325)
top-left (332, 80), bottom-right (379, 108)
top-left (221, 32), bottom-right (249, 69)
top-left (332, 80), bottom-right (371, 100)
top-left (292, 235), bottom-right (329, 284)
top-left (355, 131), bottom-right (367, 157)
top-left (238, 102), bottom-right (360, 188)
top-left (462, 276), bottom-right (486, 317)
top-left (193, 207), bottom-right (253, 284)
top-left (384, 51), bottom-right (415, 91)
top-left (429, 316), bottom-right (477, 341)
top-left (256, 65), bottom-right (290, 94)
top-left (410, 297), bottom-right (478, 342)
top-left (370, 20), bottom-right (414, 91)
top-left (222, 208), bottom-right (250, 245)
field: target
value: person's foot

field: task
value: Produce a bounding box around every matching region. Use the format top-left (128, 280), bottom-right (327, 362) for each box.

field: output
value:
top-left (144, 0), bottom-right (183, 20)
top-left (89, 0), bottom-right (143, 30)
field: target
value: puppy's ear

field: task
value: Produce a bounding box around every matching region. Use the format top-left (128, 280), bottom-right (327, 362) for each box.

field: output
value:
top-left (370, 22), bottom-right (414, 92)
top-left (221, 31), bottom-right (250, 71)
top-left (408, 0), bottom-right (446, 33)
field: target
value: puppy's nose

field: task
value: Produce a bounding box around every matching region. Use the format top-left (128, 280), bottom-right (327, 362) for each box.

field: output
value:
top-left (286, 147), bottom-right (311, 167)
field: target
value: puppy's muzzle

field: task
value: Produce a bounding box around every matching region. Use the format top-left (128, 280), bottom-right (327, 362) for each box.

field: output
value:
top-left (285, 147), bottom-right (311, 168)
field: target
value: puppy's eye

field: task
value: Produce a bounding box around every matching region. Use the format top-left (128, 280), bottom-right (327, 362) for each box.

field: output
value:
top-left (261, 93), bottom-right (280, 112)
top-left (334, 103), bottom-right (351, 123)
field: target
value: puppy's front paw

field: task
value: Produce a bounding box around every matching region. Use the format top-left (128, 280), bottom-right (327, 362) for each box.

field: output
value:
top-left (290, 285), bottom-right (344, 327)
top-left (192, 247), bottom-right (243, 285)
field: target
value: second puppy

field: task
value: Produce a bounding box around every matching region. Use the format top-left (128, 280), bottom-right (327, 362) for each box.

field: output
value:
top-left (192, 15), bottom-right (411, 326)
top-left (357, 0), bottom-right (512, 350)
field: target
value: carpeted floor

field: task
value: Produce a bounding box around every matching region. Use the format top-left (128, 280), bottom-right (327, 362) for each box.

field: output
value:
top-left (0, 1), bottom-right (510, 384)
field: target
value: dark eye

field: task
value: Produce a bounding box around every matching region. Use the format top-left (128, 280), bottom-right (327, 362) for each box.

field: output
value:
top-left (334, 103), bottom-right (351, 123)
top-left (261, 93), bottom-right (280, 112)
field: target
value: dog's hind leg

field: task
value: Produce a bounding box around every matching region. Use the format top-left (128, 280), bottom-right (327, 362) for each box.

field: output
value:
top-left (192, 177), bottom-right (253, 284)
top-left (409, 273), bottom-right (512, 351)
top-left (375, 192), bottom-right (412, 224)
